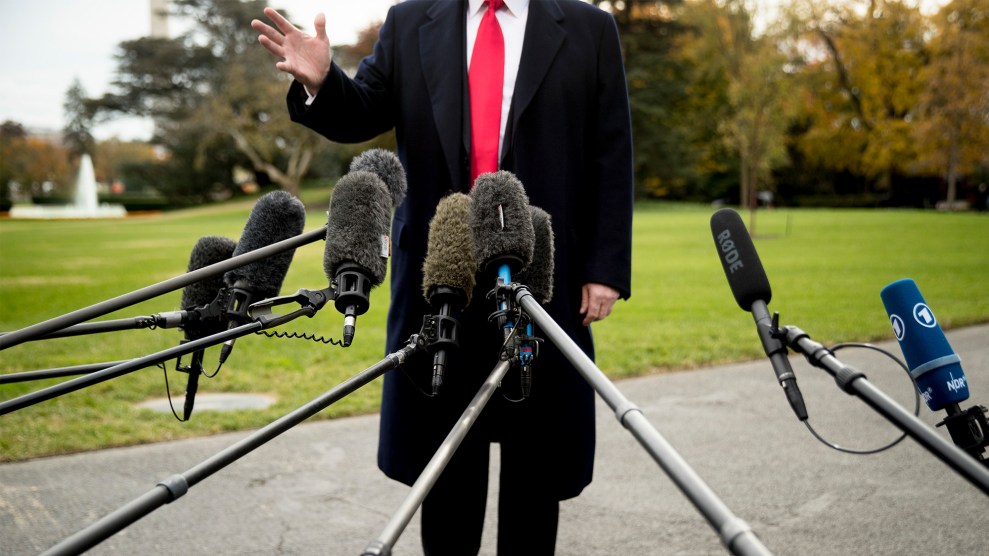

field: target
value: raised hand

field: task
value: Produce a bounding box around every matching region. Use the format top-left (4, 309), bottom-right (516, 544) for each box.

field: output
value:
top-left (251, 7), bottom-right (332, 94)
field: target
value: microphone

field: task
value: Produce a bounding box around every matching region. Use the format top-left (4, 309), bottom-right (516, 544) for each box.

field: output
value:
top-left (514, 205), bottom-right (554, 397)
top-left (349, 148), bottom-right (408, 210)
top-left (178, 235), bottom-right (237, 420)
top-left (422, 193), bottom-right (477, 394)
top-left (469, 171), bottom-right (535, 344)
top-left (515, 205), bottom-right (555, 305)
top-left (880, 279), bottom-right (969, 411)
top-left (710, 208), bottom-right (808, 421)
top-left (220, 191), bottom-right (307, 364)
top-left (325, 171), bottom-right (393, 346)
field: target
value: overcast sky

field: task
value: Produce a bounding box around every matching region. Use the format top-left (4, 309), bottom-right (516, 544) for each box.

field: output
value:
top-left (0, 0), bottom-right (397, 140)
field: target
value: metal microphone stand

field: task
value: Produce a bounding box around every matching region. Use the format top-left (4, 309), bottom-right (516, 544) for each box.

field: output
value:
top-left (37, 329), bottom-right (433, 556)
top-left (0, 227), bottom-right (326, 351)
top-left (776, 323), bottom-right (989, 494)
top-left (0, 288), bottom-right (332, 416)
top-left (512, 284), bottom-right (773, 556)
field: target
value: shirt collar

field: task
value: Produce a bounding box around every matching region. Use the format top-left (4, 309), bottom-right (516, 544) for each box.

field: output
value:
top-left (468, 0), bottom-right (528, 18)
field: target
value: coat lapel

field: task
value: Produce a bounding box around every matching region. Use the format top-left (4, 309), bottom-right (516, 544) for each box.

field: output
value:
top-left (420, 0), bottom-right (466, 190)
top-left (507, 0), bottom-right (565, 158)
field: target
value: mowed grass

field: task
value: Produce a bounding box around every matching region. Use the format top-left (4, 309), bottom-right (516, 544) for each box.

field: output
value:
top-left (1, 199), bottom-right (987, 462)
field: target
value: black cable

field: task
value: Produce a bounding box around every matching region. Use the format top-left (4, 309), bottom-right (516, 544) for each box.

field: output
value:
top-left (803, 342), bottom-right (919, 455)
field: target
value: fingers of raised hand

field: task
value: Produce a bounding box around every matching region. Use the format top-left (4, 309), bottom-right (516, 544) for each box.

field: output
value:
top-left (262, 7), bottom-right (299, 36)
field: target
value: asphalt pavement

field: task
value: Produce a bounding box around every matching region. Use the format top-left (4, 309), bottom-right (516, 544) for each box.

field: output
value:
top-left (1, 325), bottom-right (987, 555)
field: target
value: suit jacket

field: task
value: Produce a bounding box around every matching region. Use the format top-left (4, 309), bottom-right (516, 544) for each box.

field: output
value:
top-left (288, 0), bottom-right (633, 500)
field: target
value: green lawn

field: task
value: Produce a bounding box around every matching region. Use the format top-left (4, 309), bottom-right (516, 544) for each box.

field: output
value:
top-left (1, 198), bottom-right (987, 461)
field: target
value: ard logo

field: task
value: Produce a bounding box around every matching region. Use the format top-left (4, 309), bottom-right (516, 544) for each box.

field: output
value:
top-left (889, 314), bottom-right (905, 341)
top-left (912, 303), bottom-right (937, 329)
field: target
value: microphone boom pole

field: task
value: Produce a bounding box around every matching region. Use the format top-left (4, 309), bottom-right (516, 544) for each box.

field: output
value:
top-left (38, 338), bottom-right (425, 556)
top-left (0, 316), bottom-right (160, 341)
top-left (778, 325), bottom-right (989, 494)
top-left (513, 286), bottom-right (773, 556)
top-left (0, 361), bottom-right (129, 384)
top-left (363, 357), bottom-right (514, 556)
top-left (0, 227), bottom-right (327, 351)
top-left (0, 322), bottom-right (261, 416)
top-left (0, 287), bottom-right (331, 416)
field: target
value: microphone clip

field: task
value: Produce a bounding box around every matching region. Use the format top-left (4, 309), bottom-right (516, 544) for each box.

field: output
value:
top-left (421, 313), bottom-right (460, 354)
top-left (174, 339), bottom-right (205, 377)
top-left (332, 263), bottom-right (373, 346)
top-left (937, 403), bottom-right (989, 464)
top-left (249, 287), bottom-right (333, 327)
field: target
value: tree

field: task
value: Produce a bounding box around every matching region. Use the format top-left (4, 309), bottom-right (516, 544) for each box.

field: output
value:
top-left (62, 78), bottom-right (95, 158)
top-left (93, 138), bottom-right (160, 189)
top-left (913, 0), bottom-right (989, 208)
top-left (91, 0), bottom-right (324, 197)
top-left (0, 124), bottom-right (72, 201)
top-left (678, 0), bottom-right (793, 209)
top-left (790, 0), bottom-right (929, 194)
top-left (594, 0), bottom-right (694, 198)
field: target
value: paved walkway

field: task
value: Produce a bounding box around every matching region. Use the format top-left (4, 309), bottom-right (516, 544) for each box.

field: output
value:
top-left (2, 325), bottom-right (987, 555)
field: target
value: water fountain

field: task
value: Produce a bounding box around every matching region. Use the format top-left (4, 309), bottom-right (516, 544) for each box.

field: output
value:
top-left (9, 153), bottom-right (127, 219)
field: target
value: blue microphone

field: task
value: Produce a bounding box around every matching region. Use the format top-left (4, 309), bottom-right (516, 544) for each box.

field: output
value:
top-left (880, 278), bottom-right (969, 411)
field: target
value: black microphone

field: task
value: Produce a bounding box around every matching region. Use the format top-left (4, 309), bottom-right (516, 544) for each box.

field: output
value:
top-left (220, 191), bottom-right (307, 364)
top-left (710, 208), bottom-right (808, 421)
top-left (515, 205), bottom-right (555, 305)
top-left (325, 171), bottom-right (393, 346)
top-left (349, 148), bottom-right (408, 210)
top-left (179, 235), bottom-right (237, 420)
top-left (422, 193), bottom-right (478, 394)
top-left (514, 205), bottom-right (554, 397)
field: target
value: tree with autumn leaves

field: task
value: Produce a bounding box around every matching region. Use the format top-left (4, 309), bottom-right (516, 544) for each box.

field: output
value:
top-left (606, 0), bottom-right (989, 208)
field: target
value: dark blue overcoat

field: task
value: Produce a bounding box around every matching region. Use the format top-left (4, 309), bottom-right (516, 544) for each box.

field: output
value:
top-left (288, 0), bottom-right (633, 500)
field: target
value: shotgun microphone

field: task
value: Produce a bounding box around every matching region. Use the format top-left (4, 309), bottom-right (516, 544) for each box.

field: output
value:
top-left (469, 171), bottom-right (535, 347)
top-left (514, 205), bottom-right (554, 397)
top-left (469, 171), bottom-right (535, 277)
top-left (325, 171), bottom-right (393, 346)
top-left (322, 149), bottom-right (407, 346)
top-left (349, 148), bottom-right (408, 210)
top-left (220, 191), bottom-right (307, 364)
top-left (179, 235), bottom-right (237, 420)
top-left (516, 205), bottom-right (555, 305)
top-left (710, 208), bottom-right (808, 421)
top-left (422, 193), bottom-right (477, 394)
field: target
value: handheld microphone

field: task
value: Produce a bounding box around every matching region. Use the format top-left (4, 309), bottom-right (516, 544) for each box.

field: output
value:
top-left (469, 171), bottom-right (535, 346)
top-left (422, 193), bottom-right (477, 394)
top-left (880, 279), bottom-right (969, 411)
top-left (179, 235), bottom-right (237, 420)
top-left (710, 208), bottom-right (808, 421)
top-left (220, 191), bottom-right (307, 364)
top-left (514, 205), bottom-right (554, 397)
top-left (325, 171), bottom-right (393, 346)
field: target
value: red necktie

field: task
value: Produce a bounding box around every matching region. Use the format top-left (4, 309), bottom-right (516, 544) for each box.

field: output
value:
top-left (469, 0), bottom-right (505, 186)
